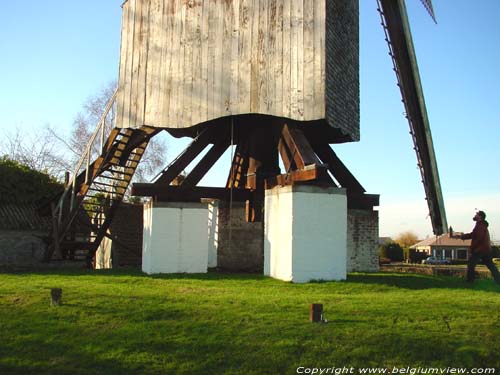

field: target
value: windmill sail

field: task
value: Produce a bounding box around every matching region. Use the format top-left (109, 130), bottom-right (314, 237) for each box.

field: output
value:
top-left (419, 0), bottom-right (436, 23)
top-left (378, 0), bottom-right (447, 235)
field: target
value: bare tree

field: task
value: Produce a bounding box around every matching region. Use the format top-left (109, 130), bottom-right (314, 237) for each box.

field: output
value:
top-left (49, 82), bottom-right (167, 182)
top-left (1, 125), bottom-right (71, 179)
top-left (2, 81), bottom-right (167, 187)
top-left (395, 231), bottom-right (420, 249)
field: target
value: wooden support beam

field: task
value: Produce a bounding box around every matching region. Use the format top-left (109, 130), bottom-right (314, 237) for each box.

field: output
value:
top-left (313, 143), bottom-right (366, 194)
top-left (154, 127), bottom-right (214, 186)
top-left (347, 193), bottom-right (380, 210)
top-left (264, 164), bottom-right (331, 189)
top-left (281, 124), bottom-right (322, 169)
top-left (182, 139), bottom-right (231, 187)
top-left (278, 136), bottom-right (297, 173)
top-left (226, 143), bottom-right (249, 188)
top-left (132, 184), bottom-right (253, 202)
top-left (244, 170), bottom-right (265, 222)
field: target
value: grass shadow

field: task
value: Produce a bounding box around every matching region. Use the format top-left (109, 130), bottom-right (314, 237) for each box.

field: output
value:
top-left (2, 268), bottom-right (499, 293)
top-left (0, 267), bottom-right (267, 281)
top-left (347, 272), bottom-right (500, 293)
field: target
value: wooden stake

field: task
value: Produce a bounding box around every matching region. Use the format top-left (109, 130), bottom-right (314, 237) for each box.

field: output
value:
top-left (309, 303), bottom-right (323, 323)
top-left (51, 288), bottom-right (62, 306)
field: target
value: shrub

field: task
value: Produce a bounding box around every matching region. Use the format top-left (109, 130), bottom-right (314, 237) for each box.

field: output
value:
top-left (409, 249), bottom-right (428, 264)
top-left (379, 242), bottom-right (404, 262)
top-left (0, 156), bottom-right (63, 203)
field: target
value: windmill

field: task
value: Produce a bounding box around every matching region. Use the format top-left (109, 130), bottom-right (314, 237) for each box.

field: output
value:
top-left (46, 0), bottom-right (447, 269)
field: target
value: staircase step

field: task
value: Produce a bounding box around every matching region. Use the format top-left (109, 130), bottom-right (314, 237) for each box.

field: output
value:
top-left (92, 181), bottom-right (128, 189)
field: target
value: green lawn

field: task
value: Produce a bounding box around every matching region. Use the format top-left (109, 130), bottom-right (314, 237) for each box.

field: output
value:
top-left (0, 270), bottom-right (499, 374)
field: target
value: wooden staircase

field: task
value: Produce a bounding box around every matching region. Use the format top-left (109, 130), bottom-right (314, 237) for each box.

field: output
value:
top-left (47, 90), bottom-right (159, 265)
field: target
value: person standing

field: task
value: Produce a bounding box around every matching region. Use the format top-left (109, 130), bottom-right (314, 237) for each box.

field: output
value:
top-left (461, 211), bottom-right (500, 284)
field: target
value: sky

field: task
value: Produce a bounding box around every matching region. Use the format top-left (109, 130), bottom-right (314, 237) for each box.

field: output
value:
top-left (0, 1), bottom-right (499, 241)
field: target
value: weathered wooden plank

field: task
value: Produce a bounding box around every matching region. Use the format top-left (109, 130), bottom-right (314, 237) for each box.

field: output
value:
top-left (229, 0), bottom-right (240, 114)
top-left (135, 0), bottom-right (150, 127)
top-left (182, 0), bottom-right (195, 127)
top-left (221, 0), bottom-right (233, 115)
top-left (249, 0), bottom-right (260, 112)
top-left (267, 0), bottom-right (277, 114)
top-left (291, 0), bottom-right (304, 120)
top-left (191, 0), bottom-right (203, 125)
top-left (177, 1), bottom-right (187, 127)
top-left (257, 0), bottom-right (268, 114)
top-left (129, 0), bottom-right (143, 128)
top-left (314, 0), bottom-right (325, 118)
top-left (274, 0), bottom-right (284, 117)
top-left (238, 0), bottom-right (252, 114)
top-left (303, 0), bottom-right (314, 119)
top-left (169, 0), bottom-right (183, 126)
top-left (207, 0), bottom-right (217, 120)
top-left (161, 0), bottom-right (175, 126)
top-left (200, 0), bottom-right (210, 123)
top-left (282, 0), bottom-right (291, 118)
top-left (117, 1), bottom-right (130, 128)
top-left (145, 0), bottom-right (162, 125)
top-left (214, 0), bottom-right (225, 119)
top-left (121, 0), bottom-right (137, 128)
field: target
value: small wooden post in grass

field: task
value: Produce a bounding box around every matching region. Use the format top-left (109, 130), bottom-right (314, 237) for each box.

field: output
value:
top-left (51, 288), bottom-right (62, 306)
top-left (309, 303), bottom-right (323, 323)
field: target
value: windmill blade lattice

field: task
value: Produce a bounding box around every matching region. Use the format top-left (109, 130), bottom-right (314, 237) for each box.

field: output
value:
top-left (419, 0), bottom-right (436, 22)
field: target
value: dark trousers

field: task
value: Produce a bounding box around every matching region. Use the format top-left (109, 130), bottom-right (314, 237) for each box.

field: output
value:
top-left (467, 252), bottom-right (500, 283)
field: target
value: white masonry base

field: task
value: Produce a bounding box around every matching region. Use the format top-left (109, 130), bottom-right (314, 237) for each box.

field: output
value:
top-left (142, 200), bottom-right (209, 275)
top-left (264, 185), bottom-right (347, 283)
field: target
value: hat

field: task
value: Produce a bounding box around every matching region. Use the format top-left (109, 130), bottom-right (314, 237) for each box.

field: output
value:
top-left (477, 210), bottom-right (486, 220)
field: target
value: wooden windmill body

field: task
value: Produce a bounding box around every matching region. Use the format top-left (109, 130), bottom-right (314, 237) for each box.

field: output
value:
top-left (47, 0), bottom-right (447, 270)
top-left (118, 0), bottom-right (374, 219)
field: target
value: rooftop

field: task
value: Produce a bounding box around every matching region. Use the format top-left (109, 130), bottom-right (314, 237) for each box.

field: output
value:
top-left (411, 232), bottom-right (471, 249)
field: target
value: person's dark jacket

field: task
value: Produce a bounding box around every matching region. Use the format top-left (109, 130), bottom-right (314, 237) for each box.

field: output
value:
top-left (461, 220), bottom-right (491, 254)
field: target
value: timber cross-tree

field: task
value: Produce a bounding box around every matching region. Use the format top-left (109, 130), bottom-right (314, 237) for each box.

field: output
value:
top-left (47, 0), bottom-right (447, 265)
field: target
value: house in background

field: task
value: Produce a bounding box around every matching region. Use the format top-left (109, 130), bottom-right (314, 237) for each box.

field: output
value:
top-left (410, 233), bottom-right (471, 261)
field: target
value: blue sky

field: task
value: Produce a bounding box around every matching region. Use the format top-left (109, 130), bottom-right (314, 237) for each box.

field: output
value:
top-left (1, 1), bottom-right (499, 240)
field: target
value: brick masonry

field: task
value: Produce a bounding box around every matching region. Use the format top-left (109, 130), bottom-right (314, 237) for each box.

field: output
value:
top-left (214, 202), bottom-right (264, 273)
top-left (95, 203), bottom-right (143, 269)
top-left (326, 0), bottom-right (360, 141)
top-left (347, 209), bottom-right (380, 272)
top-left (0, 230), bottom-right (47, 267)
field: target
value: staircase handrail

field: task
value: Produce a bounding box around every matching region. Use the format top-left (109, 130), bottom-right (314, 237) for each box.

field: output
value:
top-left (54, 89), bottom-right (118, 225)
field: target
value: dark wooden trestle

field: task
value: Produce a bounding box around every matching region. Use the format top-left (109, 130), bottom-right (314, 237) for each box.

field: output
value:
top-left (132, 118), bottom-right (379, 222)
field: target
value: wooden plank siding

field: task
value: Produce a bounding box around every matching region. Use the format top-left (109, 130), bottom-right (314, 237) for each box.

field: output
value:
top-left (117, 0), bottom-right (357, 141)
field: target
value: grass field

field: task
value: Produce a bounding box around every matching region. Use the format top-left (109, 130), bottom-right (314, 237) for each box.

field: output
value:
top-left (0, 270), bottom-right (499, 374)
